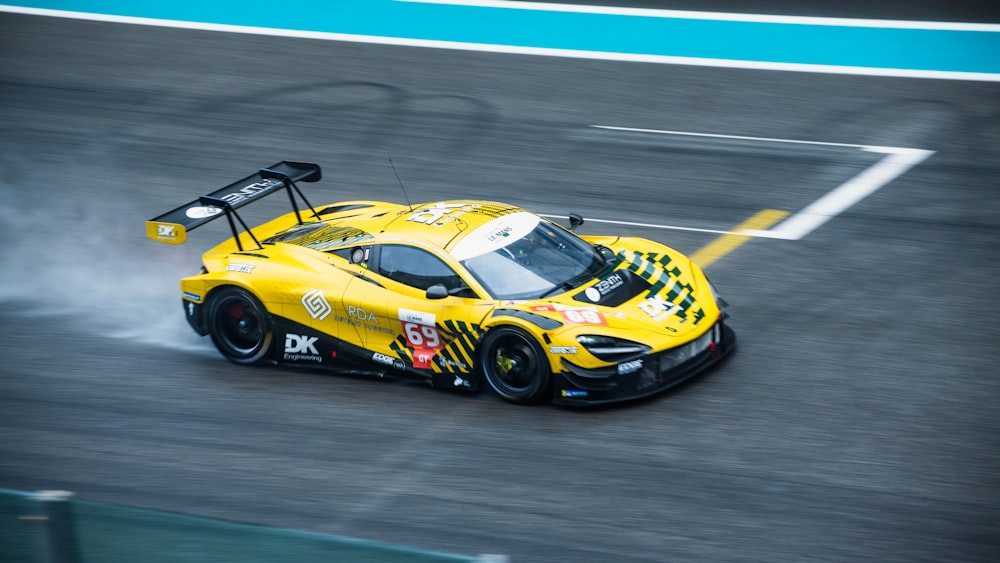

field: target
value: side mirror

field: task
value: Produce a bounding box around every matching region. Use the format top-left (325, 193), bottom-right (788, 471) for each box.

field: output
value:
top-left (425, 284), bottom-right (449, 300)
top-left (568, 213), bottom-right (584, 231)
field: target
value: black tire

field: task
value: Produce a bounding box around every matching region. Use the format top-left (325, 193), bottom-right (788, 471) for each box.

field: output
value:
top-left (206, 286), bottom-right (274, 365)
top-left (480, 326), bottom-right (552, 404)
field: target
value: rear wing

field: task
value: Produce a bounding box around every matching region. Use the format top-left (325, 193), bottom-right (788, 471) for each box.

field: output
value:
top-left (146, 161), bottom-right (322, 248)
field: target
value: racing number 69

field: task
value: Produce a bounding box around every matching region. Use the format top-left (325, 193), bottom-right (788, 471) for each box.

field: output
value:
top-left (563, 309), bottom-right (605, 325)
top-left (404, 322), bottom-right (440, 348)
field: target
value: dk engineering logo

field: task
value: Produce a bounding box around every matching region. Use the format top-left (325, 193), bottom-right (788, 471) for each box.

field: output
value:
top-left (284, 334), bottom-right (322, 362)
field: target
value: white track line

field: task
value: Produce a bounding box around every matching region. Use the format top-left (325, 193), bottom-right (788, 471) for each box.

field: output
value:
top-left (745, 147), bottom-right (934, 240)
top-left (579, 126), bottom-right (935, 241)
top-left (591, 125), bottom-right (873, 149)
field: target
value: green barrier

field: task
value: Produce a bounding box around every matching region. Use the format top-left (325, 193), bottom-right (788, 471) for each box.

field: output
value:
top-left (0, 489), bottom-right (41, 562)
top-left (0, 489), bottom-right (502, 563)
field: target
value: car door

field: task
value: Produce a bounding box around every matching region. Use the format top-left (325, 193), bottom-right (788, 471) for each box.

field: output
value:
top-left (341, 243), bottom-right (493, 375)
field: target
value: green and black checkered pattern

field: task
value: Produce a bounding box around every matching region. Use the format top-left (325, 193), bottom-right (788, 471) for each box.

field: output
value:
top-left (618, 250), bottom-right (706, 326)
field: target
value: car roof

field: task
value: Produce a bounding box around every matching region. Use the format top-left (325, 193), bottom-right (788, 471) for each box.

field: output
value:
top-left (268, 199), bottom-right (529, 255)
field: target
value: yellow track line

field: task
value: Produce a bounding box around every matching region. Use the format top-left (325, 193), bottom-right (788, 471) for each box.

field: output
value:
top-left (689, 209), bottom-right (789, 268)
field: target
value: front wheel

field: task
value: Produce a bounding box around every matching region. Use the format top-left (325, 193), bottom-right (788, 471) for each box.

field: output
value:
top-left (480, 327), bottom-right (551, 404)
top-left (206, 286), bottom-right (274, 365)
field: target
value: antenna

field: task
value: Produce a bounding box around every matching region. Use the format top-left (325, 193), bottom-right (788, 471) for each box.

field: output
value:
top-left (388, 159), bottom-right (413, 211)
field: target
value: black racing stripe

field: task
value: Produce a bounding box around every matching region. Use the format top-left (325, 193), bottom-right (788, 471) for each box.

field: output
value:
top-left (491, 309), bottom-right (563, 330)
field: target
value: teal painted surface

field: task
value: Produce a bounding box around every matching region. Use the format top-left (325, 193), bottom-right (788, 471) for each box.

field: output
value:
top-left (3, 0), bottom-right (999, 73)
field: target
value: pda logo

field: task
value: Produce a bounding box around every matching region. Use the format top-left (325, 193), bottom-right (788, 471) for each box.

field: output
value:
top-left (285, 334), bottom-right (319, 355)
top-left (302, 289), bottom-right (332, 320)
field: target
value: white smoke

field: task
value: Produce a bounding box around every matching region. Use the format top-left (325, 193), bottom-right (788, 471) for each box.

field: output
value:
top-left (0, 171), bottom-right (213, 354)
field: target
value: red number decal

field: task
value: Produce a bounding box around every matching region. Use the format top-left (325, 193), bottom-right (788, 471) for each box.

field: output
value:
top-left (403, 321), bottom-right (441, 348)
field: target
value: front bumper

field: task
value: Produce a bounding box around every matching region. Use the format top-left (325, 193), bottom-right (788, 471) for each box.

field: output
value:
top-left (552, 321), bottom-right (735, 406)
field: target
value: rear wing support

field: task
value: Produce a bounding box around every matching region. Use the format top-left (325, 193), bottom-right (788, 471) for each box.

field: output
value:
top-left (198, 195), bottom-right (261, 252)
top-left (146, 161), bottom-right (322, 245)
top-left (261, 166), bottom-right (319, 227)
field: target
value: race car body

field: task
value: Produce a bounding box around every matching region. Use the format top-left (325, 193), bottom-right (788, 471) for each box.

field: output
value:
top-left (148, 162), bottom-right (734, 405)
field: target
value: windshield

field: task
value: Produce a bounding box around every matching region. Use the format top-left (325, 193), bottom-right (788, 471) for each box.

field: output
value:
top-left (454, 212), bottom-right (606, 300)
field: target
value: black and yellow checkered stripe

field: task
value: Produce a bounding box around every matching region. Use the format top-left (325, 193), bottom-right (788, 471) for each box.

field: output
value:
top-left (389, 320), bottom-right (482, 373)
top-left (618, 250), bottom-right (705, 325)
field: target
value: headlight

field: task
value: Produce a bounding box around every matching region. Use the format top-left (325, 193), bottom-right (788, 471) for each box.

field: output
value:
top-left (576, 335), bottom-right (650, 362)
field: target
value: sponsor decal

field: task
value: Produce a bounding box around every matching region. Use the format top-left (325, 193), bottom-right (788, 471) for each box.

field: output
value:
top-left (185, 206), bottom-right (222, 219)
top-left (182, 292), bottom-right (202, 302)
top-left (548, 346), bottom-right (578, 354)
top-left (148, 221), bottom-right (186, 244)
top-left (561, 389), bottom-right (589, 398)
top-left (399, 308), bottom-right (435, 326)
top-left (397, 308), bottom-right (446, 368)
top-left (218, 178), bottom-right (282, 206)
top-left (284, 334), bottom-right (322, 362)
top-left (372, 352), bottom-right (406, 370)
top-left (438, 357), bottom-right (468, 370)
top-left (406, 202), bottom-right (470, 226)
top-left (586, 273), bottom-right (624, 303)
top-left (187, 302), bottom-right (195, 317)
top-left (531, 304), bottom-right (607, 326)
top-left (413, 349), bottom-right (435, 370)
top-left (450, 211), bottom-right (541, 261)
top-left (639, 295), bottom-right (682, 323)
top-left (618, 249), bottom-right (703, 324)
top-left (399, 308), bottom-right (442, 347)
top-left (617, 359), bottom-right (643, 375)
top-left (226, 263), bottom-right (255, 274)
top-left (453, 375), bottom-right (473, 389)
top-left (333, 311), bottom-right (394, 335)
top-left (487, 225), bottom-right (512, 241)
top-left (348, 305), bottom-right (377, 323)
top-left (302, 289), bottom-right (332, 320)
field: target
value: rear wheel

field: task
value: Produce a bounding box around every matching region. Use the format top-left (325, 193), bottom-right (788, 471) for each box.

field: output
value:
top-left (206, 287), bottom-right (273, 365)
top-left (480, 327), bottom-right (551, 404)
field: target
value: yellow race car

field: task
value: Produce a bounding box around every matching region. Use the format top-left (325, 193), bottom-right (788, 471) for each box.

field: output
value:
top-left (147, 162), bottom-right (734, 406)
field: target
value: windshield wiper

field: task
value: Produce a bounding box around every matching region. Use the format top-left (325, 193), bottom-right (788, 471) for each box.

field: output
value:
top-left (538, 282), bottom-right (574, 299)
top-left (538, 270), bottom-right (597, 299)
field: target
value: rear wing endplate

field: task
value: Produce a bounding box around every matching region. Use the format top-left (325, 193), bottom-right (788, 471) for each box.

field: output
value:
top-left (146, 161), bottom-right (321, 247)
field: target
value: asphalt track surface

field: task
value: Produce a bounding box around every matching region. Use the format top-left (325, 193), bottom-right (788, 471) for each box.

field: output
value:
top-left (1, 6), bottom-right (999, 563)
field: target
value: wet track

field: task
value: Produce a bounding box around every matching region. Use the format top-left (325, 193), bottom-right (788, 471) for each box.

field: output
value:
top-left (1, 5), bottom-right (999, 562)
